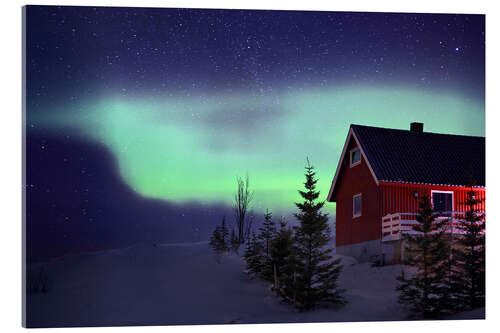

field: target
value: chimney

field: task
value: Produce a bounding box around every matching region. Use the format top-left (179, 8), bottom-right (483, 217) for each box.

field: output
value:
top-left (410, 122), bottom-right (423, 132)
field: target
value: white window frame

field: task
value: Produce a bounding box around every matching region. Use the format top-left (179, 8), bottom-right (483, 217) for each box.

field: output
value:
top-left (353, 193), bottom-right (362, 218)
top-left (350, 147), bottom-right (361, 167)
top-left (430, 190), bottom-right (454, 216)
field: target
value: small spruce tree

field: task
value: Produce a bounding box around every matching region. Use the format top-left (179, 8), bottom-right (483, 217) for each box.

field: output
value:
top-left (220, 216), bottom-right (229, 252)
top-left (209, 216), bottom-right (230, 262)
top-left (396, 195), bottom-right (452, 318)
top-left (451, 190), bottom-right (485, 310)
top-left (270, 217), bottom-right (294, 295)
top-left (230, 228), bottom-right (240, 254)
top-left (281, 241), bottom-right (300, 305)
top-left (258, 210), bottom-right (277, 282)
top-left (209, 225), bottom-right (221, 249)
top-left (291, 159), bottom-right (345, 309)
top-left (243, 231), bottom-right (264, 276)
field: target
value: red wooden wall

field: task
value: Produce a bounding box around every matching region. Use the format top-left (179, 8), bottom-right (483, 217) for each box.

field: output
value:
top-left (333, 138), bottom-right (381, 247)
top-left (379, 182), bottom-right (486, 216)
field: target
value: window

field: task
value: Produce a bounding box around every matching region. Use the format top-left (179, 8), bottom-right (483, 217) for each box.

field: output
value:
top-left (353, 193), bottom-right (362, 218)
top-left (431, 191), bottom-right (453, 217)
top-left (350, 148), bottom-right (361, 167)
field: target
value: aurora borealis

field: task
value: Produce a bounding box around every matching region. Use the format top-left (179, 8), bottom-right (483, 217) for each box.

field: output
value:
top-left (25, 6), bottom-right (485, 257)
top-left (34, 86), bottom-right (484, 212)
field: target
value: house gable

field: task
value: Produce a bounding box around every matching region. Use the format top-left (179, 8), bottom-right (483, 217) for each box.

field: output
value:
top-left (327, 127), bottom-right (379, 202)
top-left (332, 134), bottom-right (382, 246)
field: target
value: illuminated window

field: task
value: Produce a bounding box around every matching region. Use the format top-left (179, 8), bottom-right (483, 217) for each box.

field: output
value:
top-left (431, 191), bottom-right (453, 217)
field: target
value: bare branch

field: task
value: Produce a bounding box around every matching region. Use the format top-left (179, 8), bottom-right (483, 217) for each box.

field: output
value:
top-left (233, 173), bottom-right (254, 244)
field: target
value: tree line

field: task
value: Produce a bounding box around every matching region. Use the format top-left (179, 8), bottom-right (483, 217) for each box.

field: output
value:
top-left (397, 191), bottom-right (485, 318)
top-left (209, 159), bottom-right (346, 310)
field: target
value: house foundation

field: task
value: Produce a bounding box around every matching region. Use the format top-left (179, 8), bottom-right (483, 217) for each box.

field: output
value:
top-left (336, 239), bottom-right (383, 263)
top-left (336, 239), bottom-right (405, 265)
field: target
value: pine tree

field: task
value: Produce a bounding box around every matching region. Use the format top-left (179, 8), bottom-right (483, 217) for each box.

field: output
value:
top-left (258, 209), bottom-right (277, 282)
top-left (281, 241), bottom-right (301, 305)
top-left (396, 195), bottom-right (452, 318)
top-left (290, 159), bottom-right (345, 309)
top-left (209, 225), bottom-right (221, 250)
top-left (451, 190), bottom-right (485, 310)
top-left (209, 225), bottom-right (223, 263)
top-left (209, 216), bottom-right (230, 262)
top-left (270, 217), bottom-right (294, 295)
top-left (243, 231), bottom-right (264, 276)
top-left (230, 228), bottom-right (240, 254)
top-left (220, 216), bottom-right (229, 252)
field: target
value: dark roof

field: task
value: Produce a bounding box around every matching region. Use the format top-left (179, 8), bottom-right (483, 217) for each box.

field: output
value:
top-left (351, 124), bottom-right (485, 187)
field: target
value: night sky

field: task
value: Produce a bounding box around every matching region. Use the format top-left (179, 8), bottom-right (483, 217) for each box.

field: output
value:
top-left (25, 6), bottom-right (485, 259)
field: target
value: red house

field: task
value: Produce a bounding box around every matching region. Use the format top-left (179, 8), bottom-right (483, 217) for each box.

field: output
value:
top-left (326, 123), bottom-right (485, 264)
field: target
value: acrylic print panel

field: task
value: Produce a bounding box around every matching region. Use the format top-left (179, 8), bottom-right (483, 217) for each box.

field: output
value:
top-left (23, 5), bottom-right (485, 327)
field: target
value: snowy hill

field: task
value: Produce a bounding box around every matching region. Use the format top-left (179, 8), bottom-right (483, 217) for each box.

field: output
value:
top-left (26, 242), bottom-right (483, 327)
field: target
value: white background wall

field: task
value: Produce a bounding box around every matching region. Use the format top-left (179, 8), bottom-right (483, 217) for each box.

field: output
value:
top-left (2, 0), bottom-right (499, 332)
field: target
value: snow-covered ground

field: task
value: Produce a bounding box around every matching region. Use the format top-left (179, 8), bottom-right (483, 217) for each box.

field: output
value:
top-left (26, 242), bottom-right (484, 327)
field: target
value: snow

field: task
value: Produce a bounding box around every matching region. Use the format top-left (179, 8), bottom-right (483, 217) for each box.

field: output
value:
top-left (26, 242), bottom-right (482, 327)
top-left (444, 308), bottom-right (485, 320)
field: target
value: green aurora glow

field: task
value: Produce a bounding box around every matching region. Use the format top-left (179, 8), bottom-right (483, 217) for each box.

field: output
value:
top-left (33, 85), bottom-right (485, 214)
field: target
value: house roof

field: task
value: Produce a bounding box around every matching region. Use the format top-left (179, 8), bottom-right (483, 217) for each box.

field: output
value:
top-left (327, 124), bottom-right (485, 201)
